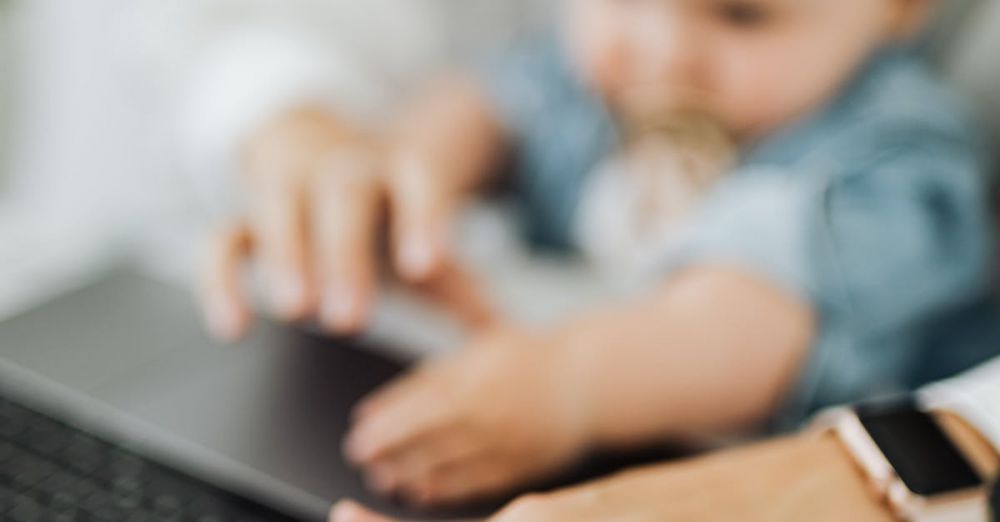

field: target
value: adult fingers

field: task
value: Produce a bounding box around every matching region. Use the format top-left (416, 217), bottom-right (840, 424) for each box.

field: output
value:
top-left (312, 154), bottom-right (382, 333)
top-left (199, 223), bottom-right (255, 342)
top-left (413, 259), bottom-right (499, 332)
top-left (246, 169), bottom-right (312, 321)
top-left (387, 152), bottom-right (458, 282)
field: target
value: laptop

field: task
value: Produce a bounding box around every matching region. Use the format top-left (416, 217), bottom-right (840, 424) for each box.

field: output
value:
top-left (0, 265), bottom-right (509, 520)
top-left (0, 265), bottom-right (677, 521)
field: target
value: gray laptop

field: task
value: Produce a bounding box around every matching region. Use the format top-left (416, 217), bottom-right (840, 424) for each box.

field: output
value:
top-left (0, 266), bottom-right (512, 520)
top-left (0, 265), bottom-right (675, 521)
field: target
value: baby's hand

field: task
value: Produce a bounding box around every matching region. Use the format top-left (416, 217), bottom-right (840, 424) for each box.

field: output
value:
top-left (343, 326), bottom-right (593, 506)
top-left (199, 106), bottom-right (491, 340)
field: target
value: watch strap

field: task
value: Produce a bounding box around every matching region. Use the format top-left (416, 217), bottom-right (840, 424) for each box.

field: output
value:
top-left (812, 406), bottom-right (990, 522)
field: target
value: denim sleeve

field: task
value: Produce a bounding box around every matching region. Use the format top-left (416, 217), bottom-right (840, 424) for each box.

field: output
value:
top-left (666, 126), bottom-right (993, 428)
top-left (476, 38), bottom-right (616, 249)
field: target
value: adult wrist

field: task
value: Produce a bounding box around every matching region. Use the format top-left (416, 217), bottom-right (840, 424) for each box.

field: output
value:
top-left (806, 433), bottom-right (898, 521)
top-left (813, 402), bottom-right (994, 521)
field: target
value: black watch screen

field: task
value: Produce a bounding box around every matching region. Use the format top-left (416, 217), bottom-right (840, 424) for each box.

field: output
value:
top-left (856, 399), bottom-right (983, 497)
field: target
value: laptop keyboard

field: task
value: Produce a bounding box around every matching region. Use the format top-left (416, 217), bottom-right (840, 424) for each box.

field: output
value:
top-left (0, 395), bottom-right (306, 522)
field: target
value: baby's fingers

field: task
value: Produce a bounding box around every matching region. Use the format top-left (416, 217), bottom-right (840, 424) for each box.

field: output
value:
top-left (329, 500), bottom-right (402, 522)
top-left (200, 223), bottom-right (254, 342)
top-left (376, 434), bottom-right (489, 504)
top-left (408, 457), bottom-right (519, 507)
top-left (345, 377), bottom-right (458, 465)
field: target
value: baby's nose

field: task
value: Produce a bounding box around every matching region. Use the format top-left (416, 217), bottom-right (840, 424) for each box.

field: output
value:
top-left (631, 13), bottom-right (705, 90)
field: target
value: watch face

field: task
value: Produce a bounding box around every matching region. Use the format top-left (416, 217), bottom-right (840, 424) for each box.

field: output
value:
top-left (858, 402), bottom-right (983, 497)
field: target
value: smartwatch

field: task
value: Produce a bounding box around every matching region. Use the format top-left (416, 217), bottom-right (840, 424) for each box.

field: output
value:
top-left (812, 398), bottom-right (991, 521)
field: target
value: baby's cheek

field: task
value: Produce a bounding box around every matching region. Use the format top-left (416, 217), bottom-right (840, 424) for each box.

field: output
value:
top-left (565, 1), bottom-right (626, 98)
top-left (709, 54), bottom-right (808, 137)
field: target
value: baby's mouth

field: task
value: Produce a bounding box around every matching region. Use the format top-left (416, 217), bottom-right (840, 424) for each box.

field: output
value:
top-left (616, 107), bottom-right (734, 159)
top-left (613, 106), bottom-right (732, 153)
top-left (612, 82), bottom-right (717, 125)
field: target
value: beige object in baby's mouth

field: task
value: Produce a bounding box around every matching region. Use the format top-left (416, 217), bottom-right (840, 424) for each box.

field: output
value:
top-left (575, 111), bottom-right (736, 286)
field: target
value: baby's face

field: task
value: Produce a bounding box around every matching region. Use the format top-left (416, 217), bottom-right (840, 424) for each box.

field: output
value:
top-left (567, 0), bottom-right (927, 140)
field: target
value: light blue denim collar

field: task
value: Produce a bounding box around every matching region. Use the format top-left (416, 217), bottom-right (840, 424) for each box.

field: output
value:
top-left (740, 46), bottom-right (917, 169)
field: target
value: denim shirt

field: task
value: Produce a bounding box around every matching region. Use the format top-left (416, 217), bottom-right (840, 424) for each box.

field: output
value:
top-left (484, 41), bottom-right (998, 428)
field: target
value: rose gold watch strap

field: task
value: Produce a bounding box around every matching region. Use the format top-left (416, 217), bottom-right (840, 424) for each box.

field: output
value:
top-left (812, 408), bottom-right (991, 522)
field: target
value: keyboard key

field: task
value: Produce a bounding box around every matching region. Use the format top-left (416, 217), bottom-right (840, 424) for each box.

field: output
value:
top-left (0, 482), bottom-right (17, 511)
top-left (35, 473), bottom-right (79, 501)
top-left (110, 476), bottom-right (144, 510)
top-left (48, 491), bottom-right (80, 518)
top-left (10, 453), bottom-right (53, 490)
top-left (64, 436), bottom-right (106, 475)
top-left (78, 484), bottom-right (113, 515)
top-left (109, 451), bottom-right (146, 478)
top-left (7, 492), bottom-right (44, 522)
top-left (0, 411), bottom-right (25, 439)
top-left (0, 439), bottom-right (15, 464)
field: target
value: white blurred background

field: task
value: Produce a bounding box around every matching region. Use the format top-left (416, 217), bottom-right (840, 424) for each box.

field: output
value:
top-left (0, 0), bottom-right (606, 349)
top-left (0, 0), bottom-right (998, 332)
top-left (0, 1), bottom-right (482, 314)
top-left (1, 0), bottom-right (13, 189)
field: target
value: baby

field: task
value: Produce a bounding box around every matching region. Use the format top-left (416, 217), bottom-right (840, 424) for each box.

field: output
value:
top-left (200, 0), bottom-right (995, 509)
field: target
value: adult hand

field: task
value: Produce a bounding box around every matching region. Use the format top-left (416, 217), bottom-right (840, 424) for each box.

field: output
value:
top-left (199, 96), bottom-right (497, 341)
top-left (330, 433), bottom-right (894, 522)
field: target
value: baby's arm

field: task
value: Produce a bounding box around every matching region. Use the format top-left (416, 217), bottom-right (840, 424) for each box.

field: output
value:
top-left (342, 264), bottom-right (814, 505)
top-left (562, 264), bottom-right (815, 447)
top-left (200, 76), bottom-right (509, 340)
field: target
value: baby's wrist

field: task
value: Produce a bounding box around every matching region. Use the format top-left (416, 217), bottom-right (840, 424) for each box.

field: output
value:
top-left (541, 321), bottom-right (602, 448)
top-left (550, 314), bottom-right (676, 449)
